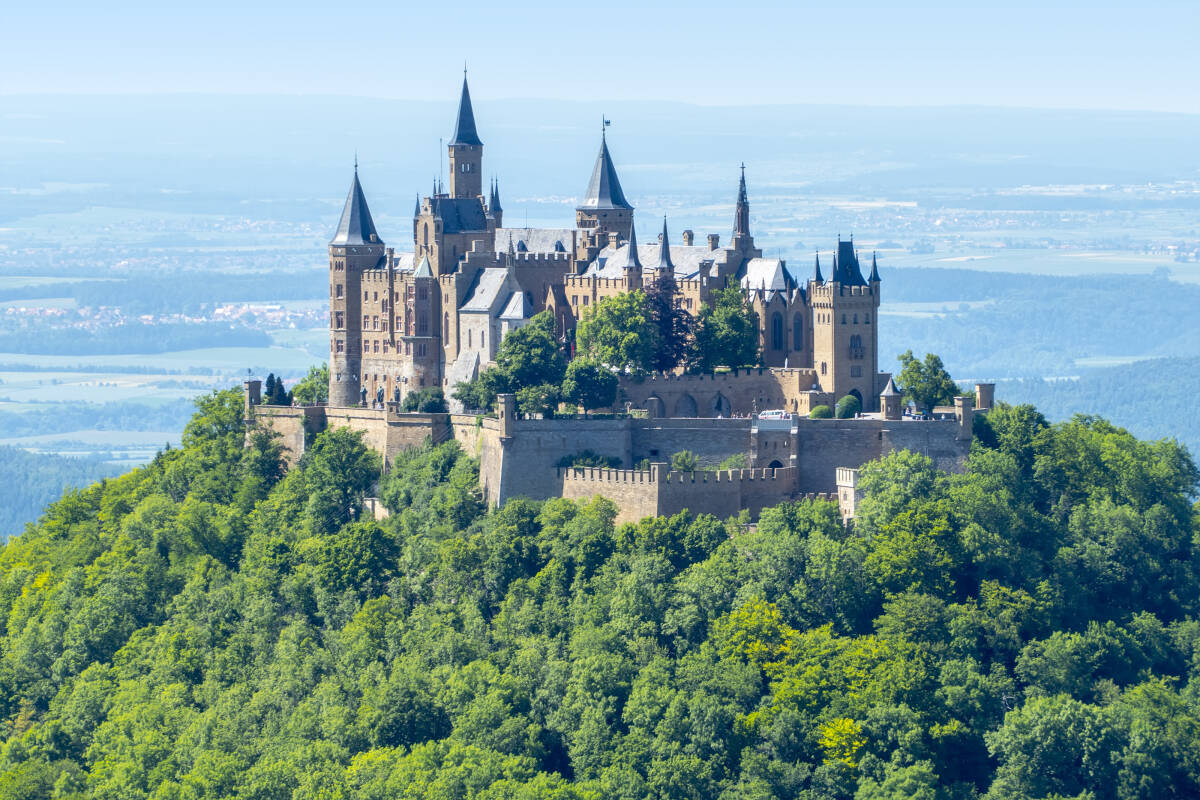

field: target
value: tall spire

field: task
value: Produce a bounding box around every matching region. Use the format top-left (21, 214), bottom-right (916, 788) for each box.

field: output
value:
top-left (330, 166), bottom-right (381, 246)
top-left (491, 177), bottom-right (503, 213)
top-left (449, 72), bottom-right (482, 147)
top-left (869, 251), bottom-right (881, 282)
top-left (655, 217), bottom-right (674, 271)
top-left (579, 131), bottom-right (632, 210)
top-left (413, 194), bottom-right (420, 218)
top-left (733, 163), bottom-right (750, 239)
top-left (813, 251), bottom-right (824, 282)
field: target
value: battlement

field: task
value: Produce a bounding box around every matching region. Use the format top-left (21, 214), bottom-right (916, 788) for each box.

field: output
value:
top-left (808, 282), bottom-right (877, 301)
top-left (511, 251), bottom-right (573, 264)
top-left (563, 274), bottom-right (630, 290)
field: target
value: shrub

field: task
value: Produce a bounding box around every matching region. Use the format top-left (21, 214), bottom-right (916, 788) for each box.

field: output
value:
top-left (810, 405), bottom-right (833, 419)
top-left (835, 395), bottom-right (862, 419)
top-left (556, 450), bottom-right (621, 469)
top-left (671, 450), bottom-right (699, 472)
top-left (717, 452), bottom-right (748, 470)
top-left (402, 387), bottom-right (447, 413)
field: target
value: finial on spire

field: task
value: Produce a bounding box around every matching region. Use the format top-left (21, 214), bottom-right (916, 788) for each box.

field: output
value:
top-left (602, 115), bottom-right (610, 139)
top-left (354, 149), bottom-right (358, 173)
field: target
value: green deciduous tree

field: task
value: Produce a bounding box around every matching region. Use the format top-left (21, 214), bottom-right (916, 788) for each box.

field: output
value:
top-left (575, 290), bottom-right (657, 376)
top-left (896, 350), bottom-right (958, 413)
top-left (561, 358), bottom-right (618, 413)
top-left (687, 287), bottom-right (759, 372)
top-left (644, 271), bottom-right (693, 372)
top-left (291, 363), bottom-right (330, 405)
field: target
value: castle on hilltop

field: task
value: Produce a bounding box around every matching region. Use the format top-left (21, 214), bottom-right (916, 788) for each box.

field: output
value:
top-left (247, 74), bottom-right (992, 523)
top-left (327, 73), bottom-right (884, 413)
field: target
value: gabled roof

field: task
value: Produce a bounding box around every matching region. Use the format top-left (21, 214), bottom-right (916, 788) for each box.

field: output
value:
top-left (460, 268), bottom-right (515, 313)
top-left (740, 258), bottom-right (790, 292)
top-left (881, 377), bottom-right (901, 397)
top-left (499, 291), bottom-right (530, 320)
top-left (578, 132), bottom-right (632, 210)
top-left (449, 75), bottom-right (482, 147)
top-left (330, 168), bottom-right (381, 246)
top-left (494, 227), bottom-right (576, 255)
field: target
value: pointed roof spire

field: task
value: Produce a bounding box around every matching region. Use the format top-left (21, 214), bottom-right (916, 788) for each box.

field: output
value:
top-left (579, 129), bottom-right (632, 210)
top-left (813, 251), bottom-right (824, 282)
top-left (737, 162), bottom-right (747, 204)
top-left (616, 220), bottom-right (642, 271)
top-left (449, 72), bottom-right (482, 147)
top-left (869, 251), bottom-right (881, 282)
top-left (655, 217), bottom-right (674, 271)
top-left (491, 177), bottom-right (503, 213)
top-left (881, 376), bottom-right (900, 397)
top-left (330, 166), bottom-right (381, 246)
top-left (413, 194), bottom-right (421, 218)
top-left (413, 253), bottom-right (433, 278)
top-left (734, 163), bottom-right (751, 238)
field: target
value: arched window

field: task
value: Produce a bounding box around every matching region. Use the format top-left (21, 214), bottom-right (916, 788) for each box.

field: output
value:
top-left (468, 329), bottom-right (472, 348)
top-left (865, 314), bottom-right (871, 324)
top-left (443, 312), bottom-right (449, 339)
top-left (853, 314), bottom-right (858, 324)
top-left (841, 314), bottom-right (847, 324)
top-left (793, 314), bottom-right (803, 349)
top-left (771, 313), bottom-right (783, 350)
top-left (423, 224), bottom-right (429, 248)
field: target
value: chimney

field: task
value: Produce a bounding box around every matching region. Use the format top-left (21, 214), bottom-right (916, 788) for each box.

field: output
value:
top-left (682, 229), bottom-right (694, 246)
top-left (707, 233), bottom-right (720, 251)
top-left (608, 231), bottom-right (621, 248)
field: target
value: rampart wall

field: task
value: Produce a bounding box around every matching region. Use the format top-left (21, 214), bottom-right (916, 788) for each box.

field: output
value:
top-left (617, 368), bottom-right (827, 418)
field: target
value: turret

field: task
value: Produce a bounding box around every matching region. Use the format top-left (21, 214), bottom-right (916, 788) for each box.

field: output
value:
top-left (488, 178), bottom-right (504, 227)
top-left (328, 163), bottom-right (385, 407)
top-left (880, 377), bottom-right (901, 420)
top-left (813, 251), bottom-right (824, 283)
top-left (448, 71), bottom-right (483, 199)
top-left (653, 217), bottom-right (674, 273)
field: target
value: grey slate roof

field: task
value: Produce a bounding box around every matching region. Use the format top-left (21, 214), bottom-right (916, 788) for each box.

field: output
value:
top-left (449, 76), bottom-right (482, 147)
top-left (586, 241), bottom-right (725, 281)
top-left (413, 254), bottom-right (433, 278)
top-left (740, 258), bottom-right (790, 292)
top-left (881, 377), bottom-right (901, 397)
top-left (460, 268), bottom-right (514, 312)
top-left (430, 196), bottom-right (489, 234)
top-left (578, 133), bottom-right (632, 210)
top-left (499, 291), bottom-right (530, 320)
top-left (834, 239), bottom-right (868, 285)
top-left (393, 252), bottom-right (416, 273)
top-left (813, 252), bottom-right (824, 282)
top-left (653, 218), bottom-right (674, 271)
top-left (330, 169), bottom-right (381, 246)
top-left (494, 227), bottom-right (576, 255)
top-left (869, 252), bottom-right (881, 282)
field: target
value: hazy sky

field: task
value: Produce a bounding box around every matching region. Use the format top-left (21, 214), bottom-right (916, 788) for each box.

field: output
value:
top-left (2, 1), bottom-right (1198, 112)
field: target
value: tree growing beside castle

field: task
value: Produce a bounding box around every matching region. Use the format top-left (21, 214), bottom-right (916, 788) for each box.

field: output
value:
top-left (687, 287), bottom-right (760, 373)
top-left (575, 290), bottom-right (657, 376)
top-left (897, 350), bottom-right (959, 413)
top-left (644, 271), bottom-right (693, 372)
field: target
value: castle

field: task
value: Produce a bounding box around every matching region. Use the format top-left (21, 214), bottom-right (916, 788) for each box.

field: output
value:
top-left (327, 74), bottom-right (884, 414)
top-left (248, 74), bottom-right (991, 523)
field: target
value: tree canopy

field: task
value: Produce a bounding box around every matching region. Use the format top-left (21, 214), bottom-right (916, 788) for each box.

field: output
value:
top-left (575, 290), bottom-right (657, 377)
top-left (897, 349), bottom-right (959, 412)
top-left (0, 390), bottom-right (1198, 799)
top-left (687, 287), bottom-right (759, 372)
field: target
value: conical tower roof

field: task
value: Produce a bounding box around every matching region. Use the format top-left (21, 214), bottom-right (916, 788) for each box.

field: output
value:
top-left (449, 74), bottom-right (482, 147)
top-left (869, 251), bottom-right (881, 282)
top-left (881, 377), bottom-right (901, 397)
top-left (330, 167), bottom-right (381, 246)
top-left (491, 178), bottom-right (503, 213)
top-left (579, 131), bottom-right (632, 210)
top-left (813, 251), bottom-right (824, 282)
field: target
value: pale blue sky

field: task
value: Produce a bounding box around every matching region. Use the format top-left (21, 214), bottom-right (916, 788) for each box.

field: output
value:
top-left (2, 1), bottom-right (1198, 112)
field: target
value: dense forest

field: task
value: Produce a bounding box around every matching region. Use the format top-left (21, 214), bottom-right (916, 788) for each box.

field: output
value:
top-left (0, 389), bottom-right (1197, 798)
top-left (0, 447), bottom-right (120, 540)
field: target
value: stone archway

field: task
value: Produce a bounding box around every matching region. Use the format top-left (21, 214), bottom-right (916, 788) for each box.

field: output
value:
top-left (646, 395), bottom-right (665, 418)
top-left (710, 392), bottom-right (731, 418)
top-left (768, 459), bottom-right (784, 469)
top-left (849, 388), bottom-right (863, 408)
top-left (674, 393), bottom-right (698, 417)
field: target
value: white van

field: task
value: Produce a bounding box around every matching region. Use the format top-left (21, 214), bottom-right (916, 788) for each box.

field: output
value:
top-left (758, 409), bottom-right (789, 420)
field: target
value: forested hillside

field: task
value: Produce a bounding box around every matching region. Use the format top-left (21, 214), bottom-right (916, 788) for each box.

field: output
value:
top-left (0, 389), bottom-right (1198, 799)
top-left (0, 448), bottom-right (121, 540)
